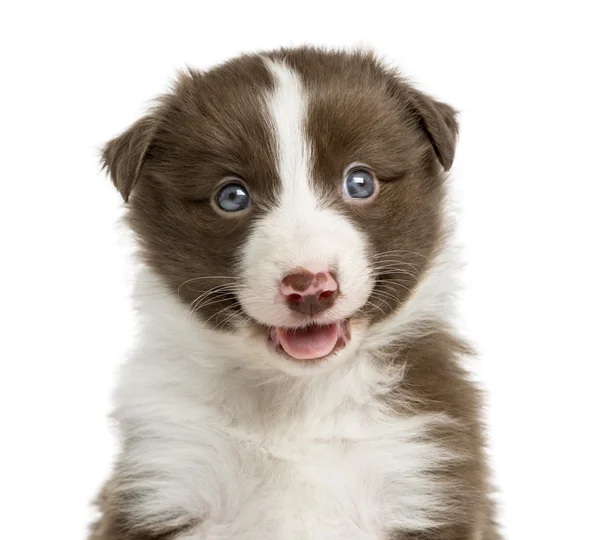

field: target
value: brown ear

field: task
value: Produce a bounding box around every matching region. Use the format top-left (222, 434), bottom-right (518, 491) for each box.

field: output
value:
top-left (101, 115), bottom-right (155, 202)
top-left (406, 88), bottom-right (459, 171)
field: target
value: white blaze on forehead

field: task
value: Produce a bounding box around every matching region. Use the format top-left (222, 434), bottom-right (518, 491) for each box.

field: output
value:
top-left (237, 58), bottom-right (373, 344)
top-left (263, 58), bottom-right (318, 211)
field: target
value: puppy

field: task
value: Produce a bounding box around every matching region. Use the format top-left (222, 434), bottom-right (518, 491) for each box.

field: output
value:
top-left (90, 47), bottom-right (500, 540)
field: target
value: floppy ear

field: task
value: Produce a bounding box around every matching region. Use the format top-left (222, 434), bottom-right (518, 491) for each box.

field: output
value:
top-left (101, 115), bottom-right (156, 202)
top-left (406, 88), bottom-right (459, 171)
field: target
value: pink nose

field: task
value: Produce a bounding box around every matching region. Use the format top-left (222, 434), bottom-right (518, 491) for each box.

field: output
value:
top-left (281, 269), bottom-right (339, 316)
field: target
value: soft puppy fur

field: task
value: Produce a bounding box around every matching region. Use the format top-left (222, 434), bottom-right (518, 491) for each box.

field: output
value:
top-left (90, 47), bottom-right (500, 540)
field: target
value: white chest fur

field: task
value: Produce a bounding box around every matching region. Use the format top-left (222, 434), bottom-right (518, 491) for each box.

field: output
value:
top-left (115, 353), bottom-right (451, 540)
top-left (193, 425), bottom-right (448, 540)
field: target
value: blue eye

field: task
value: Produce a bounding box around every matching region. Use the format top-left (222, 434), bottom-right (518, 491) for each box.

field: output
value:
top-left (216, 183), bottom-right (251, 212)
top-left (343, 168), bottom-right (376, 199)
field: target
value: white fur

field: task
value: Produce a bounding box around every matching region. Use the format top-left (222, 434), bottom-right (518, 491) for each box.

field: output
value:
top-left (364, 241), bottom-right (461, 353)
top-left (237, 60), bottom-right (374, 375)
top-left (110, 59), bottom-right (462, 539)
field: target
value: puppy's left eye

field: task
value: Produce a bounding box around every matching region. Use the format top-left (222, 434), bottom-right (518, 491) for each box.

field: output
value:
top-left (343, 168), bottom-right (376, 199)
top-left (216, 183), bottom-right (252, 212)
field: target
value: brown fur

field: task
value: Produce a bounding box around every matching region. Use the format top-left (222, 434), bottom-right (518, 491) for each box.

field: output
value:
top-left (95, 47), bottom-right (500, 539)
top-left (384, 329), bottom-right (500, 538)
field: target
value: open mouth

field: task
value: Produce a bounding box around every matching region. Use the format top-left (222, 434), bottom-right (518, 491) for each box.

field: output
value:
top-left (268, 320), bottom-right (351, 362)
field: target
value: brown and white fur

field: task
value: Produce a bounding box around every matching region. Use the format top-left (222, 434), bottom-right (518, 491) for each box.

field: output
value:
top-left (90, 47), bottom-right (500, 540)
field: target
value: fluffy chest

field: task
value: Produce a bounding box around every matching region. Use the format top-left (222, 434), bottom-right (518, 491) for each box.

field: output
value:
top-left (199, 435), bottom-right (390, 540)
top-left (128, 405), bottom-right (450, 540)
top-left (118, 340), bottom-right (454, 539)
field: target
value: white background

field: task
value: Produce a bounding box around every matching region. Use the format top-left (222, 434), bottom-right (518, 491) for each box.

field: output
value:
top-left (1, 2), bottom-right (599, 539)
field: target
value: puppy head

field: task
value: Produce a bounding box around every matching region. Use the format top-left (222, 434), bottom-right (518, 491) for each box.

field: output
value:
top-left (102, 48), bottom-right (457, 375)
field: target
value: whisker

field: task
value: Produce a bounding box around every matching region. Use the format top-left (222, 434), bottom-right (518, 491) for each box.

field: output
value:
top-left (185, 282), bottom-right (245, 312)
top-left (375, 279), bottom-right (414, 294)
top-left (371, 264), bottom-right (420, 273)
top-left (217, 309), bottom-right (245, 331)
top-left (369, 288), bottom-right (401, 304)
top-left (184, 288), bottom-right (230, 319)
top-left (361, 299), bottom-right (386, 317)
top-left (368, 249), bottom-right (430, 261)
top-left (179, 277), bottom-right (242, 301)
top-left (367, 294), bottom-right (393, 312)
top-left (232, 314), bottom-right (252, 332)
top-left (187, 284), bottom-right (244, 309)
top-left (370, 261), bottom-right (422, 273)
top-left (205, 303), bottom-right (242, 326)
top-left (188, 295), bottom-right (237, 317)
top-left (371, 270), bottom-right (420, 281)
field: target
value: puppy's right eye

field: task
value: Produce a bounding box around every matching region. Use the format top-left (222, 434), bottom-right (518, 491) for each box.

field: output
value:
top-left (216, 183), bottom-right (252, 212)
top-left (343, 166), bottom-right (377, 200)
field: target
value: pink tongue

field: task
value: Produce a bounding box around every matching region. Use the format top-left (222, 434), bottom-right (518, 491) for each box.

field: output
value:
top-left (278, 324), bottom-right (338, 360)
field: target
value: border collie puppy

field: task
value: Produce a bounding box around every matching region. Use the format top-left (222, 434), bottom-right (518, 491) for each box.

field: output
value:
top-left (90, 47), bottom-right (500, 540)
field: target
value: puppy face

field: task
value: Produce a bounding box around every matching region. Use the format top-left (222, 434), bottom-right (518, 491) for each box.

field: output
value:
top-left (103, 48), bottom-right (457, 375)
